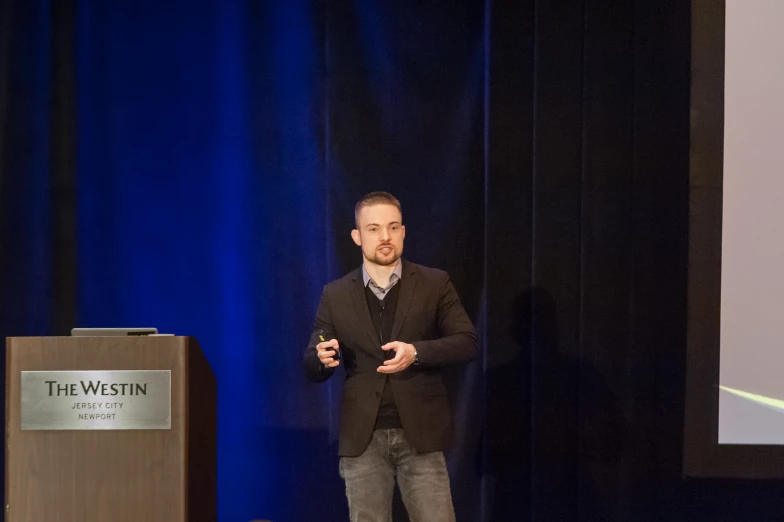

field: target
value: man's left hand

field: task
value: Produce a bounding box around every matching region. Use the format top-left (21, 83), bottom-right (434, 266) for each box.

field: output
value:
top-left (377, 342), bottom-right (416, 373)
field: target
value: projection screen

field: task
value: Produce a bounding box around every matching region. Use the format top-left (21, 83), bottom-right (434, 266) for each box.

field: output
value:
top-left (718, 0), bottom-right (784, 444)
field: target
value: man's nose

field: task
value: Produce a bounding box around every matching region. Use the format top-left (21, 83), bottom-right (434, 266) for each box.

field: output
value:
top-left (380, 227), bottom-right (390, 240)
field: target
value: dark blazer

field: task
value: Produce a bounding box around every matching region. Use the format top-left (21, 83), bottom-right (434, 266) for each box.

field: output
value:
top-left (303, 259), bottom-right (478, 457)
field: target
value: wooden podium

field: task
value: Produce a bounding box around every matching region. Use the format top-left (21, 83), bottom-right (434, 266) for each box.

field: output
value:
top-left (5, 336), bottom-right (217, 522)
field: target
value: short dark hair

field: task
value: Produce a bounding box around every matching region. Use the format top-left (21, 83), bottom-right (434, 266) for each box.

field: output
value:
top-left (354, 191), bottom-right (402, 228)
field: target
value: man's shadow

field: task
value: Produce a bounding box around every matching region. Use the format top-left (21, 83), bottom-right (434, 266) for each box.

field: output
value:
top-left (478, 286), bottom-right (627, 521)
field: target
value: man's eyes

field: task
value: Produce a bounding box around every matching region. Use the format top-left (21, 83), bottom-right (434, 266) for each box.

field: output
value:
top-left (367, 226), bottom-right (399, 233)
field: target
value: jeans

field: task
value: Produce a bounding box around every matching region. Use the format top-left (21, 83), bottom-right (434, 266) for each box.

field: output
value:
top-left (339, 429), bottom-right (456, 522)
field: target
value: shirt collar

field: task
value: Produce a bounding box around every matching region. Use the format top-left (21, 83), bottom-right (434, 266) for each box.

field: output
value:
top-left (362, 260), bottom-right (403, 288)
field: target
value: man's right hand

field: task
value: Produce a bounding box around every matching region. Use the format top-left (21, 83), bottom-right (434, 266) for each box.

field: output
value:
top-left (317, 339), bottom-right (340, 368)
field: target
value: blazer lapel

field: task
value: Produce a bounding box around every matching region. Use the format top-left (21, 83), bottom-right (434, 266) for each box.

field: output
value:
top-left (349, 268), bottom-right (379, 348)
top-left (391, 261), bottom-right (416, 340)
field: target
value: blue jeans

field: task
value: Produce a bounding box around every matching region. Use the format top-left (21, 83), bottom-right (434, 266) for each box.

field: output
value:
top-left (339, 429), bottom-right (456, 522)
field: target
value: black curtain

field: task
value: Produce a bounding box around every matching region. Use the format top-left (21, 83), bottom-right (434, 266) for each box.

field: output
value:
top-left (4, 0), bottom-right (784, 520)
top-left (325, 1), bottom-right (692, 518)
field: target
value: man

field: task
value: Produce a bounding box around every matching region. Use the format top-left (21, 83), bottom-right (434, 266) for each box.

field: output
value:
top-left (303, 191), bottom-right (477, 522)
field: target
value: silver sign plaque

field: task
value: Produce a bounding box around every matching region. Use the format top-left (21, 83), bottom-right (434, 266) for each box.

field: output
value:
top-left (20, 370), bottom-right (171, 430)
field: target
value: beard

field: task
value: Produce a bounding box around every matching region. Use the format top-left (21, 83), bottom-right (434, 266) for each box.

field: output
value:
top-left (363, 245), bottom-right (402, 266)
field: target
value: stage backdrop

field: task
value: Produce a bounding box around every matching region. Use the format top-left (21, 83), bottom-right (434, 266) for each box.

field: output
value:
top-left (2, 0), bottom-right (783, 521)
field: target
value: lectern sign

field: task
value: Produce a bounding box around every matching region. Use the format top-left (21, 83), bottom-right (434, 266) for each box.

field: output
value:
top-left (20, 370), bottom-right (171, 430)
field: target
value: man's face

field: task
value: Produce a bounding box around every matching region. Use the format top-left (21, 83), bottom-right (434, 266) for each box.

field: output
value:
top-left (351, 204), bottom-right (405, 267)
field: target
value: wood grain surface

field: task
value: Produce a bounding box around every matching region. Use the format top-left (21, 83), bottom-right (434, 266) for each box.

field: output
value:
top-left (5, 336), bottom-right (217, 522)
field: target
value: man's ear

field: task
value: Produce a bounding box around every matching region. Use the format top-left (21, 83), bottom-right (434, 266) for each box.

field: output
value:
top-left (351, 229), bottom-right (361, 246)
